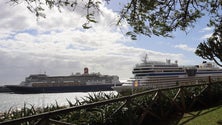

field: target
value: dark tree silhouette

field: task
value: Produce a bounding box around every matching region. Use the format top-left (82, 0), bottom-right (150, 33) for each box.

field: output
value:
top-left (9, 0), bottom-right (222, 39)
top-left (195, 21), bottom-right (222, 67)
top-left (8, 0), bottom-right (222, 65)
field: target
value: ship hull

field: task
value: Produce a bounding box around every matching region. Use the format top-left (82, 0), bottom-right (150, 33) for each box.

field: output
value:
top-left (0, 86), bottom-right (12, 93)
top-left (6, 84), bottom-right (122, 94)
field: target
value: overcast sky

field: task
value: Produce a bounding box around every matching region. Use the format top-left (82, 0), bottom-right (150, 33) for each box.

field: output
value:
top-left (0, 1), bottom-right (213, 85)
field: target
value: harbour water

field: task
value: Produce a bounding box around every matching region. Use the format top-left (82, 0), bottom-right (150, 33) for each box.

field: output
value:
top-left (0, 91), bottom-right (116, 113)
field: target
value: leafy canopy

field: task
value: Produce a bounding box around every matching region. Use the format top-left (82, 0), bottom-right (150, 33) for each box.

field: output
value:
top-left (8, 0), bottom-right (222, 66)
top-left (9, 0), bottom-right (222, 39)
top-left (195, 21), bottom-right (222, 67)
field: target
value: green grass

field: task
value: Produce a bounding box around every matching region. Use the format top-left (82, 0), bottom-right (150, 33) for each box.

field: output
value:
top-left (178, 105), bottom-right (222, 125)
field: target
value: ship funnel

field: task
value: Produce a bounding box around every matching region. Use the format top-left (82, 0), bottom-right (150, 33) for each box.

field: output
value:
top-left (166, 59), bottom-right (171, 64)
top-left (84, 67), bottom-right (89, 74)
top-left (175, 60), bottom-right (178, 64)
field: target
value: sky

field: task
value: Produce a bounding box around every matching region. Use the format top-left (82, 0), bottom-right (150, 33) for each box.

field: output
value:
top-left (0, 0), bottom-right (213, 85)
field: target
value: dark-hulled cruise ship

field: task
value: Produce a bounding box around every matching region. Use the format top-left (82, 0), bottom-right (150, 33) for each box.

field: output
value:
top-left (6, 68), bottom-right (122, 94)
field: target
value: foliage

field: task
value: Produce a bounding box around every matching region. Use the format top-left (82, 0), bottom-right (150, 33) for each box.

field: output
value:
top-left (8, 0), bottom-right (222, 69)
top-left (9, 0), bottom-right (222, 39)
top-left (195, 21), bottom-right (222, 67)
top-left (9, 0), bottom-right (101, 29)
top-left (0, 92), bottom-right (121, 124)
top-left (1, 83), bottom-right (222, 125)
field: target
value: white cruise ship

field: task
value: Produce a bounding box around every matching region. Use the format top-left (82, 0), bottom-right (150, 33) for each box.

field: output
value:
top-left (112, 56), bottom-right (222, 93)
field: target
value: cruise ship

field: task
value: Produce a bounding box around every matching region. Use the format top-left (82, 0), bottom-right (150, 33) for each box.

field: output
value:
top-left (6, 68), bottom-right (122, 94)
top-left (112, 56), bottom-right (222, 93)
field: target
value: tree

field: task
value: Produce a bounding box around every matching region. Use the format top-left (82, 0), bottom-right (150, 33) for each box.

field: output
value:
top-left (9, 0), bottom-right (222, 39)
top-left (8, 0), bottom-right (222, 65)
top-left (195, 21), bottom-right (222, 67)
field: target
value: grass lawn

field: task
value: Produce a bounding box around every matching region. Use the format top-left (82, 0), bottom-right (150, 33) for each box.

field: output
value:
top-left (178, 104), bottom-right (222, 125)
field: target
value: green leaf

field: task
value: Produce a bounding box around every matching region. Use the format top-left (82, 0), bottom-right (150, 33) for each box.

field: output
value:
top-left (82, 23), bottom-right (92, 29)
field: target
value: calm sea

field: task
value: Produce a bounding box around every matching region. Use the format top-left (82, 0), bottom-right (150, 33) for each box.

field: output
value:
top-left (0, 91), bottom-right (116, 113)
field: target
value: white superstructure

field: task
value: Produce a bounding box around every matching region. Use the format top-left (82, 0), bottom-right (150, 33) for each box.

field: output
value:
top-left (112, 58), bottom-right (222, 93)
top-left (20, 68), bottom-right (121, 87)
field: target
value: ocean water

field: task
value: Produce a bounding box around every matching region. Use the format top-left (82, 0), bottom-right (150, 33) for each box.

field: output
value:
top-left (0, 91), bottom-right (116, 113)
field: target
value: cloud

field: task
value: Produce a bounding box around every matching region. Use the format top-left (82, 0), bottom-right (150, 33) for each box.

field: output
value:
top-left (201, 33), bottom-right (213, 39)
top-left (199, 27), bottom-right (213, 40)
top-left (200, 27), bottom-right (213, 32)
top-left (174, 44), bottom-right (195, 52)
top-left (0, 1), bottom-right (187, 85)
